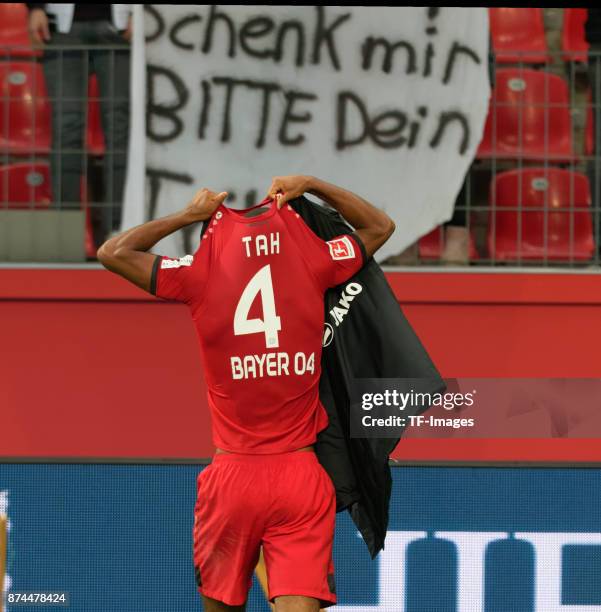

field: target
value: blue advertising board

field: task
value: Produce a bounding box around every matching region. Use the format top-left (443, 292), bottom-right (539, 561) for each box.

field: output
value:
top-left (1, 464), bottom-right (601, 611)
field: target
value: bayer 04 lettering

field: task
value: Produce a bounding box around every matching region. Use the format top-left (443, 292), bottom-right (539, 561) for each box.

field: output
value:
top-left (230, 351), bottom-right (315, 380)
top-left (229, 263), bottom-right (315, 380)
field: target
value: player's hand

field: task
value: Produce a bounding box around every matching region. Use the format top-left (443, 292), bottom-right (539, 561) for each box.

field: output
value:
top-left (182, 188), bottom-right (228, 223)
top-left (29, 8), bottom-right (50, 45)
top-left (266, 175), bottom-right (313, 208)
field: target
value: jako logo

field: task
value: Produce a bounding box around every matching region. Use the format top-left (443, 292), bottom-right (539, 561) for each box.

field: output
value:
top-left (335, 530), bottom-right (601, 612)
top-left (329, 282), bottom-right (363, 327)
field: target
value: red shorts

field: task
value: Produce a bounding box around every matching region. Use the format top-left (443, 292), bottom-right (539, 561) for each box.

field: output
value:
top-left (193, 450), bottom-right (336, 607)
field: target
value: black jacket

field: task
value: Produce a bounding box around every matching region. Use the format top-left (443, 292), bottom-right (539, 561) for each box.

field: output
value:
top-left (289, 196), bottom-right (445, 559)
top-left (199, 197), bottom-right (444, 558)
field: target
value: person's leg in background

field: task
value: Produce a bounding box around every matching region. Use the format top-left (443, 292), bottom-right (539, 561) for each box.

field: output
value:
top-left (90, 21), bottom-right (130, 244)
top-left (441, 171), bottom-right (471, 265)
top-left (0, 514), bottom-right (6, 603)
top-left (41, 25), bottom-right (88, 210)
top-left (587, 45), bottom-right (601, 258)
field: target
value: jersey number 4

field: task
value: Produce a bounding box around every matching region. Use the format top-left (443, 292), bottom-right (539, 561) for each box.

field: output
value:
top-left (234, 265), bottom-right (281, 349)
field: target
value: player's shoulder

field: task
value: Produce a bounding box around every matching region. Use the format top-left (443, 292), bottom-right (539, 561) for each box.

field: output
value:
top-left (278, 202), bottom-right (315, 235)
top-left (324, 235), bottom-right (359, 261)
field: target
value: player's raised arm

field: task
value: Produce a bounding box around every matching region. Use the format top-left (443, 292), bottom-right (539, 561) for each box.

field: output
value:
top-left (266, 175), bottom-right (395, 259)
top-left (97, 188), bottom-right (227, 292)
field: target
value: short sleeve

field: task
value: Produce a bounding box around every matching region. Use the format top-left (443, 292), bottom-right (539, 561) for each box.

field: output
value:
top-left (317, 233), bottom-right (367, 289)
top-left (150, 254), bottom-right (197, 304)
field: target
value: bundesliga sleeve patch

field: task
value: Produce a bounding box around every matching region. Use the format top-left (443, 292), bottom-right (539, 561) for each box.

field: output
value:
top-left (161, 254), bottom-right (194, 269)
top-left (326, 236), bottom-right (355, 261)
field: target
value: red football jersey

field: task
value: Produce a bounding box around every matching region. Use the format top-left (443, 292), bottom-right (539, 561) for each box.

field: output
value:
top-left (152, 199), bottom-right (365, 453)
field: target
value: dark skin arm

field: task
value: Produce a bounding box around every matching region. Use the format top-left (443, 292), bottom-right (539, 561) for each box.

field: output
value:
top-left (99, 176), bottom-right (392, 290)
top-left (96, 188), bottom-right (227, 292)
top-left (266, 175), bottom-right (395, 258)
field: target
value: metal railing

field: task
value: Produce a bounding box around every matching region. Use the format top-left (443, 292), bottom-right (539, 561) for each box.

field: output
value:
top-left (400, 51), bottom-right (601, 268)
top-left (0, 42), bottom-right (129, 262)
top-left (1, 44), bottom-right (601, 267)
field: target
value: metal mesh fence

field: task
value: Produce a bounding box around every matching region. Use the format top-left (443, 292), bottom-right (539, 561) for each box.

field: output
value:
top-left (377, 47), bottom-right (601, 268)
top-left (1, 28), bottom-right (601, 266)
top-left (0, 40), bottom-right (129, 261)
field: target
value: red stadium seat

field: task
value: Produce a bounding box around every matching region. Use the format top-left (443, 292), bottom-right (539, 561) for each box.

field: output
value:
top-left (0, 162), bottom-right (51, 209)
top-left (419, 226), bottom-right (479, 260)
top-left (489, 8), bottom-right (550, 64)
top-left (0, 165), bottom-right (96, 257)
top-left (0, 61), bottom-right (50, 153)
top-left (87, 74), bottom-right (105, 155)
top-left (562, 8), bottom-right (589, 63)
top-left (0, 3), bottom-right (40, 57)
top-left (477, 69), bottom-right (574, 162)
top-left (488, 168), bottom-right (594, 261)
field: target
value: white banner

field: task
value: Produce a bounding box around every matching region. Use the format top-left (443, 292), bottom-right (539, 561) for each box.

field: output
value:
top-left (124, 5), bottom-right (491, 260)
